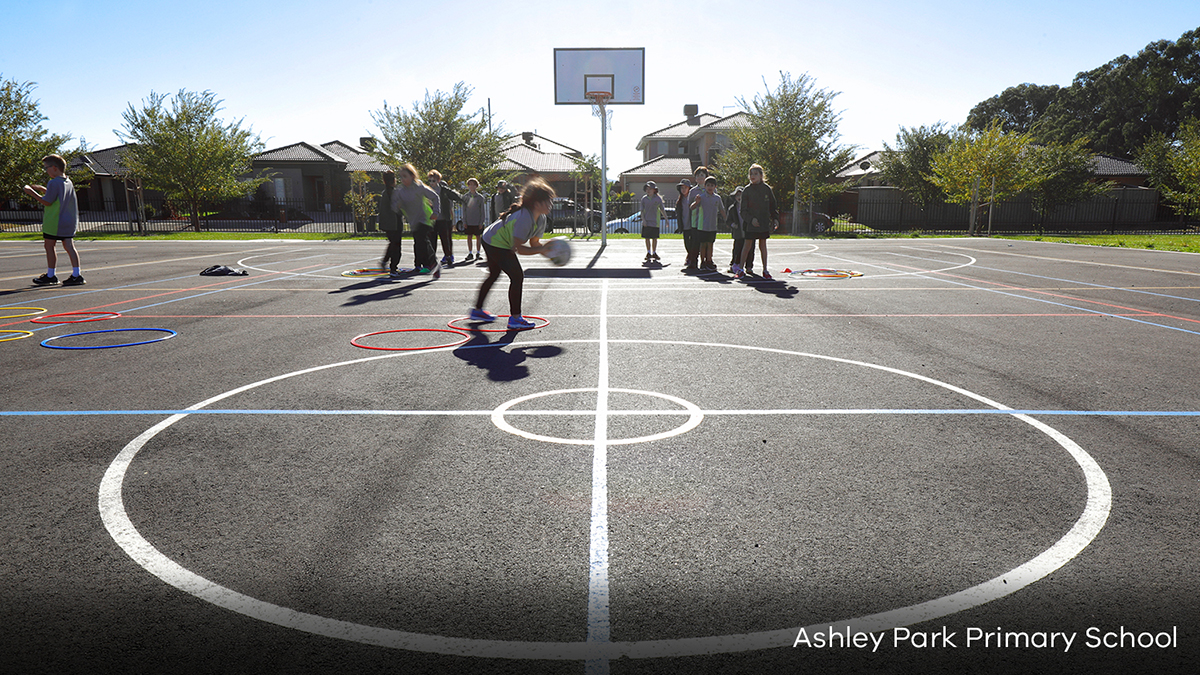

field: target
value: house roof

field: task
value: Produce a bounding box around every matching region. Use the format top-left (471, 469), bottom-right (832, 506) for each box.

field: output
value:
top-left (836, 151), bottom-right (884, 180)
top-left (502, 132), bottom-right (582, 157)
top-left (254, 142), bottom-right (347, 164)
top-left (696, 111), bottom-right (751, 133)
top-left (320, 141), bottom-right (389, 173)
top-left (501, 141), bottom-right (583, 174)
top-left (620, 155), bottom-right (695, 178)
top-left (636, 114), bottom-right (722, 149)
top-left (1092, 154), bottom-right (1146, 176)
top-left (74, 144), bottom-right (137, 177)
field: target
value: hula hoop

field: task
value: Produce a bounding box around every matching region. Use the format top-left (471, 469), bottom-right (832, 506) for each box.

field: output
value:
top-left (30, 311), bottom-right (122, 324)
top-left (447, 315), bottom-right (549, 333)
top-left (341, 268), bottom-right (394, 278)
top-left (40, 328), bottom-right (177, 350)
top-left (0, 330), bottom-right (34, 342)
top-left (351, 328), bottom-right (470, 351)
top-left (0, 307), bottom-right (47, 319)
top-left (791, 269), bottom-right (863, 279)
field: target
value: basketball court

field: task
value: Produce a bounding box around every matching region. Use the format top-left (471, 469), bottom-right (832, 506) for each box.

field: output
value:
top-left (1, 235), bottom-right (1198, 674)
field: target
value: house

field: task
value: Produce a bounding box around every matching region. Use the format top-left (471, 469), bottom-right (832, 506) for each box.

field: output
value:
top-left (499, 132), bottom-right (589, 200)
top-left (620, 111), bottom-right (751, 192)
top-left (71, 144), bottom-right (146, 212)
top-left (834, 150), bottom-right (1149, 188)
top-left (250, 140), bottom-right (388, 210)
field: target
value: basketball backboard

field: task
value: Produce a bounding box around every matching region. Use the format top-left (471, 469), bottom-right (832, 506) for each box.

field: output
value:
top-left (553, 48), bottom-right (645, 105)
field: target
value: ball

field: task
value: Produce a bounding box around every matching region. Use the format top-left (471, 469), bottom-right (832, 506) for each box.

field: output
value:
top-left (544, 237), bottom-right (571, 266)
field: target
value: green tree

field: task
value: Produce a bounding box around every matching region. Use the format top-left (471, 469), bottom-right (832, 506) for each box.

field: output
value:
top-left (931, 122), bottom-right (1034, 206)
top-left (369, 82), bottom-right (507, 187)
top-left (715, 71), bottom-right (857, 210)
top-left (876, 122), bottom-right (953, 206)
top-left (568, 153), bottom-right (601, 206)
top-left (0, 75), bottom-right (90, 201)
top-left (1139, 117), bottom-right (1200, 217)
top-left (344, 170), bottom-right (379, 231)
top-left (1025, 138), bottom-right (1112, 227)
top-left (965, 83), bottom-right (1060, 135)
top-left (118, 90), bottom-right (267, 232)
top-left (1035, 28), bottom-right (1200, 156)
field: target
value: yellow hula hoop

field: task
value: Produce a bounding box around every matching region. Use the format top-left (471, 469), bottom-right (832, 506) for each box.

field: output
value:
top-left (0, 330), bottom-right (35, 342)
top-left (0, 307), bottom-right (48, 319)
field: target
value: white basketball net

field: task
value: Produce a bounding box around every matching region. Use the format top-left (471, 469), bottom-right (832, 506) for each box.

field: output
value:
top-left (589, 93), bottom-right (613, 130)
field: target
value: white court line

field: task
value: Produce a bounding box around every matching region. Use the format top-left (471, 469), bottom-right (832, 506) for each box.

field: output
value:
top-left (587, 280), bottom-right (611, 674)
top-left (98, 338), bottom-right (1111, 665)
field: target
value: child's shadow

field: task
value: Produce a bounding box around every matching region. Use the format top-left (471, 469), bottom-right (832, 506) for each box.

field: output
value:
top-left (452, 330), bottom-right (563, 382)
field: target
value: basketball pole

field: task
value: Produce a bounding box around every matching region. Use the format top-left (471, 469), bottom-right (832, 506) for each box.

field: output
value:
top-left (600, 98), bottom-right (608, 245)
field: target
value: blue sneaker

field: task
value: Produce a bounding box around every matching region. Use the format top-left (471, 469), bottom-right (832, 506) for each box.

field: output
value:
top-left (468, 307), bottom-right (496, 322)
top-left (506, 315), bottom-right (536, 330)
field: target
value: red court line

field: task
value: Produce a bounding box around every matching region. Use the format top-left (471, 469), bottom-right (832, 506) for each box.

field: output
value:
top-left (0, 265), bottom-right (325, 328)
top-left (929, 269), bottom-right (1200, 326)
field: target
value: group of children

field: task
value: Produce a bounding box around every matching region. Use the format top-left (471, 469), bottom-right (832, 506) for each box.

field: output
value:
top-left (642, 163), bottom-right (779, 279)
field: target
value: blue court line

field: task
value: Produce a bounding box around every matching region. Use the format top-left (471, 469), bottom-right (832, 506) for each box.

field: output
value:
top-left (830, 253), bottom-right (1200, 337)
top-left (2, 409), bottom-right (1198, 417)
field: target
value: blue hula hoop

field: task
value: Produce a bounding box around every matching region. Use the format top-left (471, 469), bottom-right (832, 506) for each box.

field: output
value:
top-left (41, 328), bottom-right (177, 350)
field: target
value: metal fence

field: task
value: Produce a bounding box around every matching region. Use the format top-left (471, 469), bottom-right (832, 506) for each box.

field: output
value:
top-left (5, 193), bottom-right (1198, 237)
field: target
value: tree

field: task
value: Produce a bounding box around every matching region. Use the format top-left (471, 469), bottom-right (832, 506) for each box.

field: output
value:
top-left (344, 170), bottom-right (379, 231)
top-left (930, 121), bottom-right (1034, 206)
top-left (369, 82), bottom-right (507, 187)
top-left (1139, 117), bottom-right (1200, 217)
top-left (876, 123), bottom-right (953, 206)
top-left (965, 83), bottom-right (1060, 135)
top-left (0, 75), bottom-right (89, 201)
top-left (716, 71), bottom-right (857, 211)
top-left (118, 90), bottom-right (267, 232)
top-left (1034, 28), bottom-right (1200, 156)
top-left (1024, 138), bottom-right (1112, 227)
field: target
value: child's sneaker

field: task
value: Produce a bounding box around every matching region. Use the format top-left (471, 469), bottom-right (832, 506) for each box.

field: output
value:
top-left (651, 252), bottom-right (660, 261)
top-left (62, 275), bottom-right (86, 286)
top-left (432, 261), bottom-right (442, 280)
top-left (464, 253), bottom-right (475, 262)
top-left (417, 267), bottom-right (431, 274)
top-left (468, 307), bottom-right (496, 322)
top-left (32, 273), bottom-right (59, 285)
top-left (507, 315), bottom-right (536, 330)
top-left (762, 270), bottom-right (773, 280)
top-left (730, 264), bottom-right (742, 276)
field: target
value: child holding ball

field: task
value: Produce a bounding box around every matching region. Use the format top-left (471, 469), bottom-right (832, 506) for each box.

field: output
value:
top-left (471, 178), bottom-right (556, 330)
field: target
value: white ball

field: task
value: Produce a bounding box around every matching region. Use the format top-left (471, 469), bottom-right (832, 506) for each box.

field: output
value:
top-left (544, 237), bottom-right (571, 266)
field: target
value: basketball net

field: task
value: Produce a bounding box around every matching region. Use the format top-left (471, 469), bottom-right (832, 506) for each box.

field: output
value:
top-left (588, 92), bottom-right (612, 130)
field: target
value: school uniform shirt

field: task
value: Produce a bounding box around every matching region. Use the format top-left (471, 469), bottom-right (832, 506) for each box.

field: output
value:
top-left (41, 175), bottom-right (78, 238)
top-left (390, 182), bottom-right (441, 226)
top-left (690, 191), bottom-right (726, 232)
top-left (462, 190), bottom-right (487, 228)
top-left (377, 187), bottom-right (400, 231)
top-left (740, 182), bottom-right (778, 235)
top-left (640, 194), bottom-right (665, 229)
top-left (481, 208), bottom-right (546, 250)
top-left (435, 182), bottom-right (462, 223)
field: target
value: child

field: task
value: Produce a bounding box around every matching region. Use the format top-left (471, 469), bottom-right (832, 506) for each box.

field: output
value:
top-left (681, 166), bottom-right (709, 271)
top-left (428, 170), bottom-right (462, 265)
top-left (461, 178), bottom-right (487, 262)
top-left (391, 164), bottom-right (442, 278)
top-left (471, 178), bottom-right (555, 330)
top-left (23, 154), bottom-right (84, 286)
top-left (377, 170), bottom-right (403, 274)
top-left (640, 181), bottom-right (665, 263)
top-left (727, 186), bottom-right (755, 273)
top-left (735, 164), bottom-right (778, 280)
top-left (674, 179), bottom-right (691, 265)
top-left (689, 176), bottom-right (726, 271)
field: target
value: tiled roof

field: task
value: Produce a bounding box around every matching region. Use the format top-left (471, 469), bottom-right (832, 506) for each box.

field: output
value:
top-left (636, 114), bottom-right (722, 148)
top-left (74, 144), bottom-right (136, 177)
top-left (502, 143), bottom-right (583, 174)
top-left (320, 141), bottom-right (389, 172)
top-left (255, 142), bottom-right (347, 164)
top-left (620, 155), bottom-right (695, 177)
top-left (502, 132), bottom-right (582, 157)
top-left (1092, 154), bottom-right (1146, 176)
top-left (836, 151), bottom-right (884, 179)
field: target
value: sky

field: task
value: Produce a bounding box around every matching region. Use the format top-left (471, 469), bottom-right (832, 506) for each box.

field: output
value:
top-left (3, 0), bottom-right (1199, 178)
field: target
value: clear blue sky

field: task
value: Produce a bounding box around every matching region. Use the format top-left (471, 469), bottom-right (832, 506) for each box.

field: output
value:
top-left (3, 0), bottom-right (1198, 176)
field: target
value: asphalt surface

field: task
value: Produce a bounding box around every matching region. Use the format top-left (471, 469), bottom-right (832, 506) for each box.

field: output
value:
top-left (1, 235), bottom-right (1198, 674)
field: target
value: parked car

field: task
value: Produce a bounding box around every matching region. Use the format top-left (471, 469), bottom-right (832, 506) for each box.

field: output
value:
top-left (547, 198), bottom-right (602, 233)
top-left (606, 207), bottom-right (678, 234)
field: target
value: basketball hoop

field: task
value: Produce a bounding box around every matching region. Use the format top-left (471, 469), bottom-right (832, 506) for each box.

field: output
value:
top-left (587, 91), bottom-right (613, 130)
